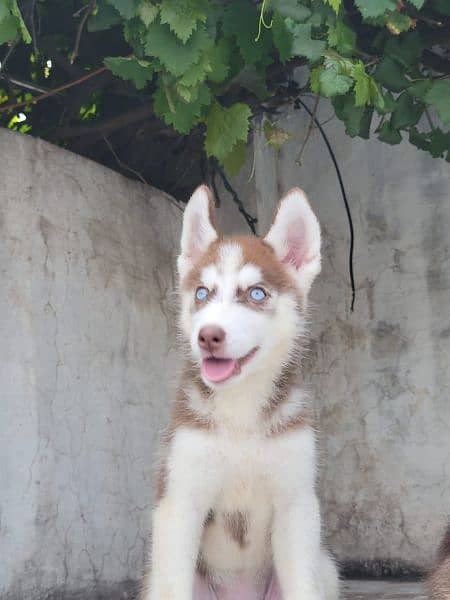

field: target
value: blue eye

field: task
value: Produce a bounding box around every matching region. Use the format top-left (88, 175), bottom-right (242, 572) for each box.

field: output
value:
top-left (249, 287), bottom-right (266, 302)
top-left (196, 287), bottom-right (209, 301)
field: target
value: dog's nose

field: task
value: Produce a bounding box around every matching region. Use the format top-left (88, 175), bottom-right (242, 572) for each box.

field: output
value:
top-left (198, 325), bottom-right (226, 352)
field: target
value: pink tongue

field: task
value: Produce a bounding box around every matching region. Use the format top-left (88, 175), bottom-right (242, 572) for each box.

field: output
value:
top-left (201, 357), bottom-right (237, 383)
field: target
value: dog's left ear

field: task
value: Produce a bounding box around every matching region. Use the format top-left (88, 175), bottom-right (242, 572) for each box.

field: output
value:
top-left (264, 188), bottom-right (321, 295)
top-left (178, 185), bottom-right (219, 281)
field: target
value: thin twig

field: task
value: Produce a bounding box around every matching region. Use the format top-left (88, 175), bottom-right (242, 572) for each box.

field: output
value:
top-left (296, 94), bottom-right (319, 165)
top-left (296, 97), bottom-right (356, 312)
top-left (70, 0), bottom-right (97, 64)
top-left (211, 166), bottom-right (221, 207)
top-left (215, 163), bottom-right (257, 234)
top-left (103, 136), bottom-right (183, 212)
top-left (0, 65), bottom-right (107, 113)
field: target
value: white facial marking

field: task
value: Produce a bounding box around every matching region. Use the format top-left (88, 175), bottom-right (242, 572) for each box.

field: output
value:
top-left (237, 264), bottom-right (262, 290)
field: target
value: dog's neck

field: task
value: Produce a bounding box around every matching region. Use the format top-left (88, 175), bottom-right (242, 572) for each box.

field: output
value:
top-left (185, 338), bottom-right (305, 435)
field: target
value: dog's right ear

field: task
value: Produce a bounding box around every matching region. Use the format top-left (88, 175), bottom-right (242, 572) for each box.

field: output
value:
top-left (178, 185), bottom-right (218, 281)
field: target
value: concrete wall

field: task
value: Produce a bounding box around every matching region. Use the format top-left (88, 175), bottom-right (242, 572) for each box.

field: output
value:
top-left (0, 129), bottom-right (184, 599)
top-left (1, 108), bottom-right (449, 599)
top-left (230, 104), bottom-right (450, 573)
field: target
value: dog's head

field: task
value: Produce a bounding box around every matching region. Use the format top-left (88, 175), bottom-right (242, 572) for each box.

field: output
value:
top-left (177, 185), bottom-right (321, 389)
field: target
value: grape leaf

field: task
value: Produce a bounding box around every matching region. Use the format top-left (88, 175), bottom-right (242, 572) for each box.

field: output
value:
top-left (374, 56), bottom-right (408, 92)
top-left (138, 2), bottom-right (159, 26)
top-left (290, 23), bottom-right (326, 62)
top-left (154, 80), bottom-right (211, 133)
top-left (324, 0), bottom-right (342, 14)
top-left (88, 1), bottom-right (121, 32)
top-left (145, 22), bottom-right (212, 77)
top-left (314, 61), bottom-right (353, 96)
top-left (160, 0), bottom-right (207, 43)
top-left (391, 92), bottom-right (422, 129)
top-left (354, 0), bottom-right (396, 18)
top-left (178, 54), bottom-right (211, 88)
top-left (272, 13), bottom-right (292, 63)
top-left (205, 102), bottom-right (251, 162)
top-left (270, 0), bottom-right (311, 22)
top-left (0, 15), bottom-right (18, 44)
top-left (407, 0), bottom-right (425, 7)
top-left (223, 141), bottom-right (246, 176)
top-left (0, 3), bottom-right (9, 20)
top-left (208, 38), bottom-right (231, 83)
top-left (430, 0), bottom-right (450, 15)
top-left (425, 80), bottom-right (450, 125)
top-left (10, 0), bottom-right (31, 43)
top-left (327, 19), bottom-right (356, 55)
top-left (385, 11), bottom-right (414, 35)
top-left (264, 120), bottom-right (293, 149)
top-left (333, 94), bottom-right (372, 138)
top-left (384, 33), bottom-right (424, 70)
top-left (104, 56), bottom-right (154, 89)
top-left (106, 0), bottom-right (139, 19)
top-left (353, 62), bottom-right (371, 106)
top-left (378, 121), bottom-right (402, 144)
top-left (223, 1), bottom-right (272, 66)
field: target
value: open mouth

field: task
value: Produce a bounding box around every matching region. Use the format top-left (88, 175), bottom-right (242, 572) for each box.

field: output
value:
top-left (201, 347), bottom-right (258, 384)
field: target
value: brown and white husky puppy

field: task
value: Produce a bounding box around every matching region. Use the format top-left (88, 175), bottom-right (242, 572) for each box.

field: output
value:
top-left (141, 185), bottom-right (339, 600)
top-left (429, 524), bottom-right (450, 599)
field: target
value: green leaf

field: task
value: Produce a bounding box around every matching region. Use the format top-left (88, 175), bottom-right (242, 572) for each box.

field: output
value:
top-left (406, 0), bottom-right (425, 7)
top-left (9, 0), bottom-right (30, 43)
top-left (104, 56), bottom-right (154, 90)
top-left (0, 15), bottom-right (19, 44)
top-left (88, 1), bottom-right (121, 32)
top-left (384, 33), bottom-right (424, 70)
top-left (327, 19), bottom-right (356, 55)
top-left (333, 94), bottom-right (372, 138)
top-left (390, 92), bottom-right (422, 129)
top-left (409, 127), bottom-right (450, 159)
top-left (408, 80), bottom-right (432, 100)
top-left (232, 66), bottom-right (269, 100)
top-left (138, 2), bottom-right (159, 26)
top-left (178, 53), bottom-right (210, 88)
top-left (354, 0), bottom-right (396, 18)
top-left (264, 120), bottom-right (293, 149)
top-left (160, 0), bottom-right (207, 43)
top-left (272, 13), bottom-right (292, 63)
top-left (424, 80), bottom-right (450, 125)
top-left (223, 141), bottom-right (246, 176)
top-left (0, 3), bottom-right (10, 21)
top-left (385, 11), bottom-right (414, 35)
top-left (353, 62), bottom-right (371, 106)
top-left (154, 80), bottom-right (211, 133)
top-left (205, 102), bottom-right (251, 162)
top-left (106, 0), bottom-right (139, 19)
top-left (270, 0), bottom-right (311, 22)
top-left (208, 38), bottom-right (231, 83)
top-left (223, 1), bottom-right (272, 66)
top-left (374, 56), bottom-right (408, 92)
top-left (378, 121), bottom-right (402, 144)
top-left (324, 0), bottom-right (341, 13)
top-left (145, 22), bottom-right (212, 76)
top-left (290, 23), bottom-right (326, 62)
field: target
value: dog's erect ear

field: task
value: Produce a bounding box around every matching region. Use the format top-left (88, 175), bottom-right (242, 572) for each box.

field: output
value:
top-left (178, 185), bottom-right (218, 281)
top-left (264, 188), bottom-right (321, 295)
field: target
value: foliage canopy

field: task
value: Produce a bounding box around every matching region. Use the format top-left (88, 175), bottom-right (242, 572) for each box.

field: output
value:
top-left (0, 0), bottom-right (449, 198)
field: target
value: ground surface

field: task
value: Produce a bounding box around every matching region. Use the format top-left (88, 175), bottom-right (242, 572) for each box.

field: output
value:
top-left (343, 580), bottom-right (426, 599)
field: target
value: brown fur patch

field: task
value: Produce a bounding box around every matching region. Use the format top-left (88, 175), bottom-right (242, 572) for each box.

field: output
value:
top-left (223, 511), bottom-right (249, 548)
top-left (429, 557), bottom-right (450, 600)
top-left (266, 407), bottom-right (313, 436)
top-left (154, 373), bottom-right (214, 501)
top-left (182, 234), bottom-right (299, 299)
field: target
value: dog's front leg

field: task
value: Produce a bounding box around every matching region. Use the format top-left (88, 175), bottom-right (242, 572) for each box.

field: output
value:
top-left (270, 429), bottom-right (333, 600)
top-left (145, 430), bottom-right (217, 600)
top-left (272, 489), bottom-right (323, 600)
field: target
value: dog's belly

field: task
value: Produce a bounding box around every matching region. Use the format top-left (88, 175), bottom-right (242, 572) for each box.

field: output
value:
top-left (199, 473), bottom-right (273, 579)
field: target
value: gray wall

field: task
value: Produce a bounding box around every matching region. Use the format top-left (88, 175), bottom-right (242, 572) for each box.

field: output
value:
top-left (1, 109), bottom-right (449, 599)
top-left (231, 104), bottom-right (450, 573)
top-left (0, 130), bottom-right (182, 599)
